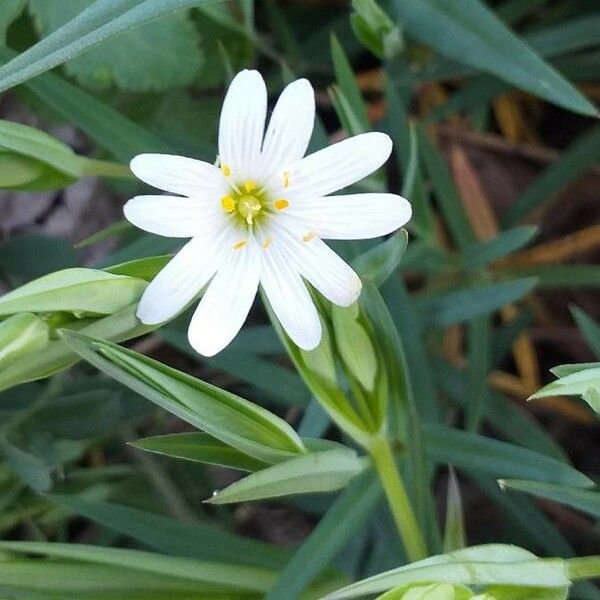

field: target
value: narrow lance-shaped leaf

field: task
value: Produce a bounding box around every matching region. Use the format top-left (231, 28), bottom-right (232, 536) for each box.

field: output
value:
top-left (47, 494), bottom-right (290, 569)
top-left (132, 432), bottom-right (268, 472)
top-left (499, 480), bottom-right (600, 520)
top-left (390, 0), bottom-right (597, 117)
top-left (0, 303), bottom-right (153, 393)
top-left (423, 424), bottom-right (593, 488)
top-left (0, 0), bottom-right (212, 92)
top-left (0, 268), bottom-right (147, 317)
top-left (0, 541), bottom-right (278, 593)
top-left (208, 448), bottom-right (367, 504)
top-left (61, 331), bottom-right (307, 464)
top-left (529, 363), bottom-right (600, 414)
top-left (353, 229), bottom-right (408, 287)
top-left (322, 544), bottom-right (571, 599)
top-left (415, 278), bottom-right (537, 328)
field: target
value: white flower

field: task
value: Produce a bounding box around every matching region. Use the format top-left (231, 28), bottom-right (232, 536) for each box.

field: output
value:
top-left (124, 70), bottom-right (411, 356)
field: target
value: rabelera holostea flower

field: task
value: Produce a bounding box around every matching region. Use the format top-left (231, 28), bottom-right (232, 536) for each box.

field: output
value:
top-left (124, 70), bottom-right (411, 356)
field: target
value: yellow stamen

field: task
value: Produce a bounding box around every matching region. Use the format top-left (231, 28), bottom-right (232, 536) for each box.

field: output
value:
top-left (262, 237), bottom-right (272, 250)
top-left (221, 195), bottom-right (236, 213)
top-left (244, 180), bottom-right (258, 193)
top-left (233, 239), bottom-right (247, 250)
top-left (274, 198), bottom-right (289, 211)
top-left (283, 171), bottom-right (290, 188)
top-left (302, 231), bottom-right (317, 242)
top-left (221, 164), bottom-right (231, 177)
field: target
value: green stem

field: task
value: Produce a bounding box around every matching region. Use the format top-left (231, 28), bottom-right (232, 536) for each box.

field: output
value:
top-left (369, 436), bottom-right (428, 562)
top-left (567, 556), bottom-right (600, 579)
top-left (81, 157), bottom-right (133, 180)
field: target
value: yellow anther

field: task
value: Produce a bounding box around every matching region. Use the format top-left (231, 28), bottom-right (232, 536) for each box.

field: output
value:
top-left (302, 231), bottom-right (317, 242)
top-left (283, 171), bottom-right (290, 188)
top-left (221, 164), bottom-right (231, 177)
top-left (244, 180), bottom-right (258, 193)
top-left (221, 195), bottom-right (236, 213)
top-left (262, 237), bottom-right (272, 250)
top-left (274, 198), bottom-right (289, 211)
top-left (233, 239), bottom-right (247, 250)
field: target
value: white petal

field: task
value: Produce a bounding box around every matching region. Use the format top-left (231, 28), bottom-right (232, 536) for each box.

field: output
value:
top-left (130, 154), bottom-right (224, 197)
top-left (137, 236), bottom-right (221, 325)
top-left (188, 242), bottom-right (261, 356)
top-left (218, 70), bottom-right (267, 182)
top-left (124, 195), bottom-right (226, 238)
top-left (273, 132), bottom-right (392, 200)
top-left (260, 243), bottom-right (321, 350)
top-left (258, 78), bottom-right (315, 180)
top-left (276, 226), bottom-right (362, 307)
top-left (285, 193), bottom-right (412, 240)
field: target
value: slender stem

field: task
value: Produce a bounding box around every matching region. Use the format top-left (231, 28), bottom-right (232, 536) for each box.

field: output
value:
top-left (81, 158), bottom-right (133, 180)
top-left (567, 556), bottom-right (600, 580)
top-left (369, 436), bottom-right (428, 562)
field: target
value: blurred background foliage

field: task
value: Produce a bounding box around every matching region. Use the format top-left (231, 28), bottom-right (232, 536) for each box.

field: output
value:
top-left (0, 0), bottom-right (599, 598)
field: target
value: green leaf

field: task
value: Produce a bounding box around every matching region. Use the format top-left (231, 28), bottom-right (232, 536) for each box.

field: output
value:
top-left (29, 1), bottom-right (202, 92)
top-left (353, 230), bottom-right (408, 286)
top-left (418, 126), bottom-right (475, 250)
top-left (501, 266), bottom-right (600, 288)
top-left (132, 432), bottom-right (268, 472)
top-left (571, 306), bottom-right (600, 359)
top-left (47, 495), bottom-right (289, 569)
top-left (0, 541), bottom-right (278, 593)
top-left (61, 331), bottom-right (307, 464)
top-left (0, 0), bottom-right (214, 92)
top-left (331, 33), bottom-right (370, 132)
top-left (265, 470), bottom-right (381, 600)
top-left (160, 326), bottom-right (310, 409)
top-left (423, 424), bottom-right (593, 488)
top-left (529, 364), bottom-right (600, 413)
top-left (0, 119), bottom-right (82, 190)
top-left (104, 254), bottom-right (172, 281)
top-left (0, 304), bottom-right (153, 393)
top-left (0, 46), bottom-right (172, 162)
top-left (390, 0), bottom-right (597, 116)
top-left (415, 278), bottom-right (537, 328)
top-left (350, 0), bottom-right (403, 60)
top-left (322, 545), bottom-right (571, 599)
top-left (0, 0), bottom-right (25, 44)
top-left (499, 480), bottom-right (600, 519)
top-left (385, 80), bottom-right (435, 241)
top-left (0, 152), bottom-right (41, 188)
top-left (0, 438), bottom-right (52, 492)
top-left (378, 583), bottom-right (473, 600)
top-left (443, 469), bottom-right (466, 553)
top-left (264, 294), bottom-right (370, 446)
top-left (332, 303), bottom-right (378, 394)
top-left (502, 124), bottom-right (600, 226)
top-left (480, 586), bottom-right (568, 600)
top-left (208, 448), bottom-right (366, 504)
top-left (461, 227), bottom-right (538, 270)
top-left (0, 268), bottom-right (147, 317)
top-left (0, 313), bottom-right (49, 367)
